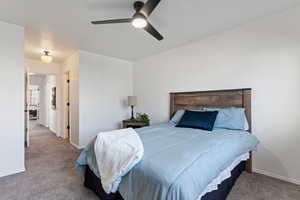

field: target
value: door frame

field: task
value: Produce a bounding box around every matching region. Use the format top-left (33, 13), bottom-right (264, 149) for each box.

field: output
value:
top-left (64, 71), bottom-right (71, 140)
top-left (24, 72), bottom-right (29, 147)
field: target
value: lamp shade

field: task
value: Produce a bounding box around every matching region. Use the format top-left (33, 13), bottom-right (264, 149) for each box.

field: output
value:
top-left (128, 96), bottom-right (137, 106)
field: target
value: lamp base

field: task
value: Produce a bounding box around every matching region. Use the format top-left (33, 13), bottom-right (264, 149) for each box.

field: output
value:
top-left (131, 105), bottom-right (135, 120)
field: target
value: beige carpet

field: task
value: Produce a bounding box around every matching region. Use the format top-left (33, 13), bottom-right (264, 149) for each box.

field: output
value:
top-left (0, 124), bottom-right (299, 200)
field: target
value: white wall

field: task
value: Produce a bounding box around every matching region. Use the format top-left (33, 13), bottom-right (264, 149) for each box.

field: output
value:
top-left (62, 52), bottom-right (80, 146)
top-left (79, 51), bottom-right (132, 147)
top-left (45, 75), bottom-right (60, 135)
top-left (133, 14), bottom-right (300, 184)
top-left (0, 21), bottom-right (25, 177)
top-left (62, 51), bottom-right (133, 148)
top-left (29, 74), bottom-right (45, 85)
top-left (26, 59), bottom-right (61, 74)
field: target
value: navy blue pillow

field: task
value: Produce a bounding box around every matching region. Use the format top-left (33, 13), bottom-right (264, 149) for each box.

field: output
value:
top-left (176, 110), bottom-right (218, 131)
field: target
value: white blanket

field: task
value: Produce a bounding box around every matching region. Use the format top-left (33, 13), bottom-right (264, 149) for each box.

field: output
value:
top-left (94, 128), bottom-right (144, 194)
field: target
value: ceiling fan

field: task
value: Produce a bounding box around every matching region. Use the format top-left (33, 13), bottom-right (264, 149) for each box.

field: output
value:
top-left (91, 0), bottom-right (164, 41)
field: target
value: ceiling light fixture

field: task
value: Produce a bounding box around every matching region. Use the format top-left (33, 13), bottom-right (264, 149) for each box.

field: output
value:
top-left (41, 51), bottom-right (53, 63)
top-left (91, 0), bottom-right (163, 41)
top-left (131, 14), bottom-right (147, 29)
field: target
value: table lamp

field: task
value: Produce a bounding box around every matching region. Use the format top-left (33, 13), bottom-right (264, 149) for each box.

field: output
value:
top-left (128, 96), bottom-right (137, 120)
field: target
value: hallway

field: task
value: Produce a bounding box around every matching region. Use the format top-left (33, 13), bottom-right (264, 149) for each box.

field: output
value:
top-left (0, 124), bottom-right (98, 200)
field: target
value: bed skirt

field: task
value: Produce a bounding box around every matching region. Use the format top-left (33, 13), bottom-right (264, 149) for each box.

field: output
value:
top-left (84, 161), bottom-right (246, 200)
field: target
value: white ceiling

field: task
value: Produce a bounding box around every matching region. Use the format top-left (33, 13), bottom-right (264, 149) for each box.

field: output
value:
top-left (0, 0), bottom-right (300, 62)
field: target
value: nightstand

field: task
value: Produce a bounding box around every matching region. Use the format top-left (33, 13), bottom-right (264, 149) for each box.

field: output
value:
top-left (122, 120), bottom-right (148, 129)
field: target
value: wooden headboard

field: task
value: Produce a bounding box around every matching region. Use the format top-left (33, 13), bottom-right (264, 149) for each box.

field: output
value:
top-left (170, 88), bottom-right (253, 172)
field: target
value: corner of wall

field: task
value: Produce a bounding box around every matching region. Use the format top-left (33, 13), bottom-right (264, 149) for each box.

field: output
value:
top-left (254, 168), bottom-right (300, 186)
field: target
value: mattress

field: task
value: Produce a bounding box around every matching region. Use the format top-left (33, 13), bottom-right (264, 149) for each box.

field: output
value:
top-left (77, 123), bottom-right (258, 200)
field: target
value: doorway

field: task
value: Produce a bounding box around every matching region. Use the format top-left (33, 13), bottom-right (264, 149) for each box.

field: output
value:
top-left (25, 73), bottom-right (65, 144)
top-left (26, 74), bottom-right (46, 140)
top-left (28, 85), bottom-right (40, 131)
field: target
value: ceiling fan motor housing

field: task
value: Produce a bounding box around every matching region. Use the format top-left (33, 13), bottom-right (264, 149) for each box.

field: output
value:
top-left (134, 1), bottom-right (145, 12)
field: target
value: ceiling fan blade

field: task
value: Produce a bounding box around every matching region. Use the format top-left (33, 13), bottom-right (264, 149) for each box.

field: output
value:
top-left (140, 0), bottom-right (161, 17)
top-left (144, 23), bottom-right (163, 41)
top-left (91, 18), bottom-right (132, 25)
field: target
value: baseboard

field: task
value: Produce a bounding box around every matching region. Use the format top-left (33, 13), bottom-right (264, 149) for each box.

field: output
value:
top-left (70, 141), bottom-right (83, 150)
top-left (0, 166), bottom-right (26, 178)
top-left (49, 127), bottom-right (57, 135)
top-left (254, 168), bottom-right (300, 185)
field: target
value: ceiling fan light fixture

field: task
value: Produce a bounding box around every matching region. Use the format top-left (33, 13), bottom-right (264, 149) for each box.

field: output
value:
top-left (41, 51), bottom-right (53, 63)
top-left (132, 17), bottom-right (147, 29)
top-left (91, 0), bottom-right (163, 40)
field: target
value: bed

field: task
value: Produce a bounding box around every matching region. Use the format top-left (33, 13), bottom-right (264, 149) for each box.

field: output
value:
top-left (77, 88), bottom-right (258, 200)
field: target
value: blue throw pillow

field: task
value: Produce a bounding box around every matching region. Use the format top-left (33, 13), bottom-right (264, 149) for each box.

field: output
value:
top-left (204, 107), bottom-right (246, 130)
top-left (170, 109), bottom-right (206, 124)
top-left (176, 110), bottom-right (218, 131)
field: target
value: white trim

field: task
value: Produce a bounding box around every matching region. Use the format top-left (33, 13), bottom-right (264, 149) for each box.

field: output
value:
top-left (0, 166), bottom-right (26, 178)
top-left (63, 70), bottom-right (71, 139)
top-left (254, 168), bottom-right (300, 185)
top-left (49, 127), bottom-right (57, 135)
top-left (70, 141), bottom-right (83, 150)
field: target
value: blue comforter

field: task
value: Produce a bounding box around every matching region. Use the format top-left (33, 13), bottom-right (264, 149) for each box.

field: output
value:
top-left (76, 123), bottom-right (258, 200)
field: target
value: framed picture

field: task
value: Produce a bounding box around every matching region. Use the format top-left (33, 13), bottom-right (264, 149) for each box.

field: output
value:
top-left (51, 87), bottom-right (56, 110)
